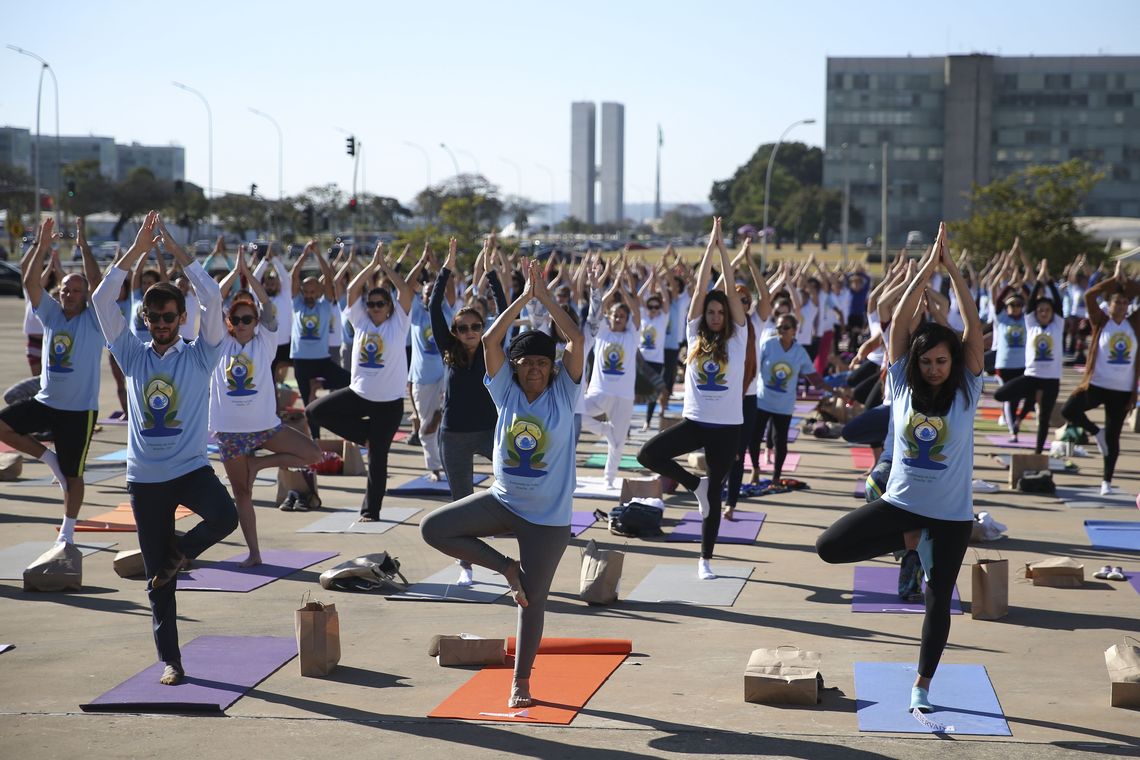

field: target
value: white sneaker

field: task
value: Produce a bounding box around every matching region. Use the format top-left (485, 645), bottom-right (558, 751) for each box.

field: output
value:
top-left (456, 565), bottom-right (474, 587)
top-left (997, 414), bottom-right (1006, 427)
top-left (697, 558), bottom-right (717, 580)
top-left (1100, 481), bottom-right (1115, 496)
top-left (972, 479), bottom-right (999, 493)
top-left (693, 477), bottom-right (711, 518)
top-left (1094, 429), bottom-right (1108, 457)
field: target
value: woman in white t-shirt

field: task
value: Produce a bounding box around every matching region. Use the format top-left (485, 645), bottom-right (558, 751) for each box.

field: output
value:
top-left (637, 218), bottom-right (747, 580)
top-left (306, 242), bottom-right (414, 521)
top-left (211, 250), bottom-right (322, 566)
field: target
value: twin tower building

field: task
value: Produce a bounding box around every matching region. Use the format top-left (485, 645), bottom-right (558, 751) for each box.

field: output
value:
top-left (571, 102), bottom-right (624, 225)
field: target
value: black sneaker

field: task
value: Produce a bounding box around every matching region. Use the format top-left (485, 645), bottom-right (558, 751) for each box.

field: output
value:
top-left (898, 550), bottom-right (924, 601)
top-left (279, 490), bottom-right (298, 511)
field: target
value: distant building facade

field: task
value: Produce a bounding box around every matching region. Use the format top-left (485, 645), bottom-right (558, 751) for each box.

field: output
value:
top-left (823, 54), bottom-right (1140, 246)
top-left (0, 126), bottom-right (185, 190)
top-left (599, 102), bottom-right (625, 225)
top-left (570, 102), bottom-right (596, 224)
top-left (569, 101), bottom-right (625, 225)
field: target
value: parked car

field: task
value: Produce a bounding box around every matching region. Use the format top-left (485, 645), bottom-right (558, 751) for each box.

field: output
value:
top-left (0, 261), bottom-right (23, 296)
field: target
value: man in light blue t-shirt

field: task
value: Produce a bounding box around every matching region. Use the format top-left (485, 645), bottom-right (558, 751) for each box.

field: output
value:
top-left (91, 211), bottom-right (237, 687)
top-left (0, 217), bottom-right (104, 545)
top-left (289, 241), bottom-right (350, 436)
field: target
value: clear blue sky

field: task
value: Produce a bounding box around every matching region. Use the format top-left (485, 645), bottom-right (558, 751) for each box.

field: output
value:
top-left (3, 0), bottom-right (1137, 208)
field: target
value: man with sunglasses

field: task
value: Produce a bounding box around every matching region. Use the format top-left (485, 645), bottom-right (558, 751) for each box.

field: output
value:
top-left (289, 241), bottom-right (350, 436)
top-left (91, 211), bottom-right (238, 687)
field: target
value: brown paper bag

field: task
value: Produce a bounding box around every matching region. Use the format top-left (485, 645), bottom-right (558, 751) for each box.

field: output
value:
top-left (295, 600), bottom-right (340, 677)
top-left (579, 539), bottom-right (624, 605)
top-left (1105, 637), bottom-right (1140, 708)
top-left (23, 542), bottom-right (82, 592)
top-left (0, 452), bottom-right (23, 481)
top-left (744, 646), bottom-right (821, 705)
top-left (341, 441), bottom-right (366, 477)
top-left (113, 549), bottom-right (146, 579)
top-left (428, 635), bottom-right (506, 666)
top-left (971, 555), bottom-right (1008, 620)
top-left (1007, 453), bottom-right (1049, 488)
top-left (276, 467), bottom-right (320, 505)
top-left (620, 476), bottom-right (662, 503)
top-left (1025, 556), bottom-right (1084, 587)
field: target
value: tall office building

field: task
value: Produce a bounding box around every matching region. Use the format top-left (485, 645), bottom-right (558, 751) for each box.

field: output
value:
top-left (823, 54), bottom-right (1140, 246)
top-left (570, 102), bottom-right (596, 224)
top-left (599, 102), bottom-right (625, 224)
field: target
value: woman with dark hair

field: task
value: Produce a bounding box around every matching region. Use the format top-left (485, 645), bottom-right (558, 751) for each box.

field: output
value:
top-left (992, 259), bottom-right (1064, 454)
top-left (211, 248), bottom-right (322, 564)
top-left (817, 223), bottom-right (983, 713)
top-left (637, 218), bottom-right (747, 580)
top-left (306, 241), bottom-right (414, 521)
top-left (1062, 261), bottom-right (1140, 496)
top-left (421, 258), bottom-right (583, 709)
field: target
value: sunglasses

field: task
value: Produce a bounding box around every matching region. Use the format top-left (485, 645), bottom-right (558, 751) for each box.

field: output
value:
top-left (778, 324), bottom-right (796, 332)
top-left (366, 300), bottom-right (390, 309)
top-left (146, 311), bottom-right (180, 325)
top-left (230, 314), bottom-right (257, 325)
top-left (454, 322), bottom-right (484, 334)
top-left (647, 304), bottom-right (662, 311)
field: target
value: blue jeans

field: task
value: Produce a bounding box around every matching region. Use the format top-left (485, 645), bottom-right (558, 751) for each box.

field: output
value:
top-left (128, 467), bottom-right (238, 666)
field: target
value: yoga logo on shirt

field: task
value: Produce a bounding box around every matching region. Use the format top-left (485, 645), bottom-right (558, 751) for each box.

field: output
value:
top-left (225, 353), bottom-right (257, 396)
top-left (694, 353), bottom-right (728, 391)
top-left (502, 414), bottom-right (548, 478)
top-left (600, 343), bottom-right (625, 375)
top-left (1033, 333), bottom-right (1054, 362)
top-left (300, 312), bottom-right (322, 340)
top-left (140, 376), bottom-right (182, 438)
top-left (1006, 324), bottom-right (1025, 348)
top-left (1106, 332), bottom-right (1133, 365)
top-left (358, 332), bottom-right (385, 368)
top-left (422, 324), bottom-right (439, 355)
top-left (902, 412), bottom-right (947, 471)
top-left (764, 360), bottom-right (794, 393)
top-left (47, 332), bottom-right (75, 373)
top-left (641, 326), bottom-right (657, 351)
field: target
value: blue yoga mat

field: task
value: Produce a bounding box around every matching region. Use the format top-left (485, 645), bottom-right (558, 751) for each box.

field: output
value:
top-left (1084, 520), bottom-right (1140, 551)
top-left (855, 662), bottom-right (1010, 735)
top-left (96, 448), bottom-right (129, 463)
top-left (390, 474), bottom-right (487, 496)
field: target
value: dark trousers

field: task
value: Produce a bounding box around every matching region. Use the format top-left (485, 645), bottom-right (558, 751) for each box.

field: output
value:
top-left (1062, 384), bottom-right (1132, 481)
top-left (128, 467), bottom-right (238, 666)
top-left (306, 389), bottom-right (404, 518)
top-left (993, 375), bottom-right (1060, 454)
top-left (293, 357), bottom-right (351, 435)
top-left (842, 404), bottom-right (890, 448)
top-left (726, 395), bottom-right (758, 507)
top-left (754, 409), bottom-right (793, 482)
top-left (638, 419), bottom-right (739, 559)
top-left (816, 498), bottom-right (972, 678)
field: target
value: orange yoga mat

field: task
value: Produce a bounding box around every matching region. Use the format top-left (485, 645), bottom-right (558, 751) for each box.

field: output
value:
top-left (71, 503), bottom-right (194, 532)
top-left (428, 637), bottom-right (632, 724)
top-left (978, 407), bottom-right (1032, 421)
top-left (850, 447), bottom-right (876, 470)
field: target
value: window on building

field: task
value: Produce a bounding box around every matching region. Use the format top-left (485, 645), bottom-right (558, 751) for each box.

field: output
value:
top-left (1044, 74), bottom-right (1071, 89)
top-left (995, 149), bottom-right (1010, 162)
top-left (1089, 73), bottom-right (1107, 90)
top-left (1025, 129), bottom-right (1051, 145)
top-left (853, 74), bottom-right (870, 90)
top-left (1112, 165), bottom-right (1131, 181)
top-left (1123, 146), bottom-right (1140, 161)
top-left (1106, 93), bottom-right (1133, 107)
top-left (1114, 111), bottom-right (1125, 125)
top-left (1014, 149), bottom-right (1034, 161)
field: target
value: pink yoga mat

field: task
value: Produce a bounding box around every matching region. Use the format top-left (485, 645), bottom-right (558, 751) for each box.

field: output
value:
top-left (984, 435), bottom-right (1039, 450)
top-left (850, 447), bottom-right (875, 470)
top-left (743, 453), bottom-right (800, 473)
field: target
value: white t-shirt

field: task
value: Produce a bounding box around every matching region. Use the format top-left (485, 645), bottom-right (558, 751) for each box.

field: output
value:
top-left (587, 323), bottom-right (640, 401)
top-left (1090, 318), bottom-right (1137, 392)
top-left (179, 292), bottom-right (200, 341)
top-left (328, 301), bottom-right (343, 349)
top-left (347, 298), bottom-right (411, 402)
top-left (639, 308), bottom-right (668, 364)
top-left (208, 321), bottom-right (281, 434)
top-left (745, 312), bottom-right (763, 397)
top-left (682, 317), bottom-right (748, 425)
top-left (866, 313), bottom-right (887, 366)
top-left (253, 258), bottom-right (293, 346)
top-left (24, 298), bottom-right (43, 335)
top-left (796, 299), bottom-right (817, 346)
top-left (1024, 314), bottom-right (1063, 379)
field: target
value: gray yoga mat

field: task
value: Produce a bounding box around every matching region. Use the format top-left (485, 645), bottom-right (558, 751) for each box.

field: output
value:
top-left (1055, 486), bottom-right (1137, 509)
top-left (386, 564), bottom-right (509, 603)
top-left (10, 467), bottom-right (126, 488)
top-left (0, 541), bottom-right (118, 580)
top-left (625, 563), bottom-right (753, 606)
top-left (296, 507), bottom-right (421, 534)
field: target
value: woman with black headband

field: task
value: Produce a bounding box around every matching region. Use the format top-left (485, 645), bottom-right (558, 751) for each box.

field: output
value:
top-left (421, 258), bottom-right (583, 709)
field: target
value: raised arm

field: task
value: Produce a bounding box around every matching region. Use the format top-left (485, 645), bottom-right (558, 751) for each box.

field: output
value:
top-left (941, 232), bottom-right (983, 374)
top-left (347, 245), bottom-right (381, 307)
top-left (290, 241), bottom-right (313, 297)
top-left (158, 216), bottom-right (223, 346)
top-left (716, 223), bottom-right (746, 327)
top-left (94, 211), bottom-right (161, 341)
top-left (689, 217), bottom-right (720, 322)
top-left (75, 217), bottom-right (102, 293)
top-left (21, 217), bottom-right (56, 308)
top-left (375, 243), bottom-right (415, 314)
top-left (889, 225), bottom-right (941, 364)
top-left (536, 261), bottom-right (583, 382)
top-left (483, 258), bottom-right (535, 378)
top-left (430, 241), bottom-right (459, 354)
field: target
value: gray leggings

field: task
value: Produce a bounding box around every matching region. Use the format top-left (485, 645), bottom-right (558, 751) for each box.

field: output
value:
top-left (440, 429), bottom-right (494, 499)
top-left (420, 491), bottom-right (571, 679)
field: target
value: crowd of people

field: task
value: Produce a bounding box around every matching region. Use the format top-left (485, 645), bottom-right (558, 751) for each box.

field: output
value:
top-left (2, 211), bottom-right (1135, 711)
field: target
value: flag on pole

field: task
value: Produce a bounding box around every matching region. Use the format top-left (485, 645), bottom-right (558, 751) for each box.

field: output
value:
top-left (658, 125), bottom-right (664, 147)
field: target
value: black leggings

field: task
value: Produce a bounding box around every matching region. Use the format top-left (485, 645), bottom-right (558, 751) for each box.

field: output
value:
top-left (993, 375), bottom-right (1059, 454)
top-left (1062, 384), bottom-right (1132, 482)
top-left (726, 395), bottom-right (758, 507)
top-left (293, 357), bottom-right (351, 436)
top-left (994, 367), bottom-right (1029, 431)
top-left (816, 499), bottom-right (972, 678)
top-left (754, 409), bottom-right (792, 482)
top-left (306, 389), bottom-right (404, 518)
top-left (643, 360), bottom-right (666, 423)
top-left (638, 419), bottom-right (740, 559)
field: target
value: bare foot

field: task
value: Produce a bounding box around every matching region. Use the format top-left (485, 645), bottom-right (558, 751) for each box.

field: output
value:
top-left (159, 663), bottom-right (184, 686)
top-left (358, 515), bottom-right (377, 522)
top-left (427, 470), bottom-right (442, 482)
top-left (502, 560), bottom-right (528, 607)
top-left (508, 677), bottom-right (533, 708)
top-left (722, 506), bottom-right (735, 521)
top-left (238, 553), bottom-right (262, 568)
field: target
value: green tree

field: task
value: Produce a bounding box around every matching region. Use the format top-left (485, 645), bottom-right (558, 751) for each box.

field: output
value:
top-left (162, 180), bottom-right (209, 241)
top-left (554, 216), bottom-right (587, 234)
top-left (60, 160), bottom-right (114, 217)
top-left (362, 194), bottom-right (413, 230)
top-left (659, 203), bottom-right (710, 236)
top-left (0, 162), bottom-right (35, 215)
top-left (776, 186), bottom-right (865, 249)
top-left (503, 195), bottom-right (542, 234)
top-left (111, 167), bottom-right (170, 239)
top-left (948, 159), bottom-right (1103, 268)
top-left (212, 193), bottom-right (268, 239)
top-left (709, 142), bottom-right (823, 228)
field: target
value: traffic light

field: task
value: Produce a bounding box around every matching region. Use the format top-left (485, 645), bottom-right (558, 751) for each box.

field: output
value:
top-left (302, 205), bottom-right (315, 231)
top-left (346, 136), bottom-right (356, 156)
top-left (66, 180), bottom-right (76, 198)
top-left (348, 197), bottom-right (358, 212)
top-left (250, 183), bottom-right (258, 197)
top-left (321, 214), bottom-right (331, 231)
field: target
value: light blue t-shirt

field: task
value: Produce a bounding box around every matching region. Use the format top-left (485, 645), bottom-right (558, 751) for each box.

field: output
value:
top-left (34, 297), bottom-right (104, 411)
top-left (290, 295), bottom-right (332, 359)
top-left (409, 297), bottom-right (449, 385)
top-left (884, 359), bottom-right (982, 522)
top-left (993, 311), bottom-right (1026, 370)
top-left (485, 364), bottom-right (579, 527)
top-left (756, 336), bottom-right (815, 416)
top-left (129, 288), bottom-right (149, 342)
top-left (665, 294), bottom-right (689, 350)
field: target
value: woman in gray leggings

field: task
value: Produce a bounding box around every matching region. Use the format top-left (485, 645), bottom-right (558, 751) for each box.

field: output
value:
top-left (421, 258), bottom-right (584, 709)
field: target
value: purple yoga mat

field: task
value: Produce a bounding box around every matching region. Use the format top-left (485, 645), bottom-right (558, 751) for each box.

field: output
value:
top-left (1127, 570), bottom-right (1140, 597)
top-left (570, 510), bottom-right (598, 537)
top-left (667, 510), bottom-right (765, 544)
top-left (81, 635), bottom-right (295, 712)
top-left (854, 479), bottom-right (866, 499)
top-left (179, 549), bottom-right (338, 592)
top-left (852, 566), bottom-right (962, 614)
top-left (984, 435), bottom-right (1038, 450)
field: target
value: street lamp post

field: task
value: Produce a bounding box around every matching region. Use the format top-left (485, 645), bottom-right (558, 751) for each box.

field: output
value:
top-left (403, 141), bottom-right (431, 190)
top-left (8, 46), bottom-right (60, 223)
top-left (761, 117), bottom-right (815, 267)
top-left (439, 143), bottom-right (461, 182)
top-left (173, 82), bottom-right (213, 199)
top-left (248, 107), bottom-right (283, 199)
